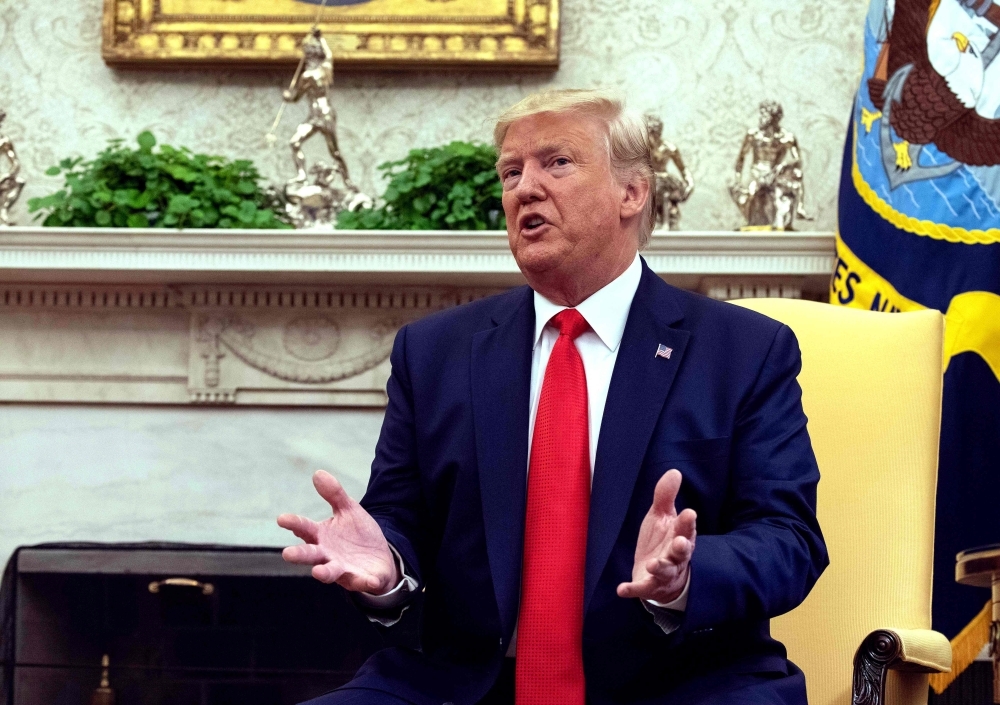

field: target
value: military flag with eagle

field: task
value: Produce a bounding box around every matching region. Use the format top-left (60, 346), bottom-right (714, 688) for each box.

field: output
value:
top-left (833, 0), bottom-right (1000, 694)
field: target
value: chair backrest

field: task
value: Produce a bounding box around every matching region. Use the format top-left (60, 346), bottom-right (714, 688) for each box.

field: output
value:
top-left (731, 299), bottom-right (943, 705)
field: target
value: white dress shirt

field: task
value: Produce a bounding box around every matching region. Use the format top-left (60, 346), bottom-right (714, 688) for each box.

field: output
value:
top-left (359, 253), bottom-right (689, 641)
top-left (529, 251), bottom-right (642, 475)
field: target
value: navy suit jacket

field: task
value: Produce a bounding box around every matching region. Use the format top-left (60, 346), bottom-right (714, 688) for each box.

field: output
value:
top-left (348, 259), bottom-right (828, 705)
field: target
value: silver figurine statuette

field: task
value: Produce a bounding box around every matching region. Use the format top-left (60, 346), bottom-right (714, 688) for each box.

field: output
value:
top-left (0, 109), bottom-right (25, 228)
top-left (283, 28), bottom-right (353, 186)
top-left (273, 28), bottom-right (370, 229)
top-left (282, 163), bottom-right (372, 230)
top-left (729, 100), bottom-right (812, 231)
top-left (645, 114), bottom-right (693, 231)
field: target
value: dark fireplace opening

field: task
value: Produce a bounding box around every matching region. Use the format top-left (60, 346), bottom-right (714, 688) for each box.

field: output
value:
top-left (0, 544), bottom-right (421, 705)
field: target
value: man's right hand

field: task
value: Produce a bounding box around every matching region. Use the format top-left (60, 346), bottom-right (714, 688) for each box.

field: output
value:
top-left (278, 470), bottom-right (399, 594)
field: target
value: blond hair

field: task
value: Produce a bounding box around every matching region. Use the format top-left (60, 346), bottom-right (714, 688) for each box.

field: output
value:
top-left (493, 89), bottom-right (656, 248)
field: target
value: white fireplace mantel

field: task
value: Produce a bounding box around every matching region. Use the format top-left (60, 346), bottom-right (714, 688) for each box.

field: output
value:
top-left (0, 227), bottom-right (835, 286)
top-left (0, 227), bottom-right (835, 407)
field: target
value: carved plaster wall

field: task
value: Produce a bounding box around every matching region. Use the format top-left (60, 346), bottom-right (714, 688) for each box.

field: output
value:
top-left (0, 282), bottom-right (490, 406)
top-left (0, 0), bottom-right (867, 231)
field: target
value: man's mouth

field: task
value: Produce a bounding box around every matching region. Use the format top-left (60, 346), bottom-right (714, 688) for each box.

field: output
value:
top-left (520, 215), bottom-right (549, 234)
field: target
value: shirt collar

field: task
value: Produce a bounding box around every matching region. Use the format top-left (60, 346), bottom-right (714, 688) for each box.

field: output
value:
top-left (532, 252), bottom-right (642, 352)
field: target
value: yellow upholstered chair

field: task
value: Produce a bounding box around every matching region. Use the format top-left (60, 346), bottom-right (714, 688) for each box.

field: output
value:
top-left (731, 299), bottom-right (952, 705)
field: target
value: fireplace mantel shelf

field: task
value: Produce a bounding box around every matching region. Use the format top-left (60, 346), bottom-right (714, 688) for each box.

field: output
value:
top-left (0, 227), bottom-right (835, 406)
top-left (0, 227), bottom-right (835, 286)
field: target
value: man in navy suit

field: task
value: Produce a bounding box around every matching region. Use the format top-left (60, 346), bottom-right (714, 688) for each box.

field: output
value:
top-left (278, 89), bottom-right (828, 704)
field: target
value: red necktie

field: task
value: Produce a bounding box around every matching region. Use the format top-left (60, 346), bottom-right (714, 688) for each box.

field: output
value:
top-left (515, 308), bottom-right (591, 704)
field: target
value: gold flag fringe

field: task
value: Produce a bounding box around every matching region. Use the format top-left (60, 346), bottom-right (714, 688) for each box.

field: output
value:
top-left (929, 600), bottom-right (992, 694)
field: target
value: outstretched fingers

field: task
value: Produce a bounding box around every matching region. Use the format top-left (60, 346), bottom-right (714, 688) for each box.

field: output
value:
top-left (310, 561), bottom-right (344, 584)
top-left (647, 535), bottom-right (693, 575)
top-left (344, 571), bottom-right (385, 594)
top-left (651, 469), bottom-right (683, 517)
top-left (282, 542), bottom-right (328, 565)
top-left (616, 577), bottom-right (653, 599)
top-left (673, 508), bottom-right (697, 541)
top-left (669, 534), bottom-right (694, 564)
top-left (313, 470), bottom-right (353, 514)
top-left (276, 513), bottom-right (320, 543)
top-left (312, 562), bottom-right (381, 593)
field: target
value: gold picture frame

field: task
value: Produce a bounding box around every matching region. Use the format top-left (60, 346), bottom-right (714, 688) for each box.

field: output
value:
top-left (102, 0), bottom-right (560, 68)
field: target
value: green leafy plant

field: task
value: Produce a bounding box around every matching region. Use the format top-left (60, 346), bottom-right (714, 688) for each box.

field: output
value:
top-left (337, 141), bottom-right (504, 230)
top-left (28, 131), bottom-right (290, 229)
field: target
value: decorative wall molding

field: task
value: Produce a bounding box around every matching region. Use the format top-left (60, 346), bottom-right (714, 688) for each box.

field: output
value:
top-left (0, 281), bottom-right (489, 406)
top-left (0, 228), bottom-right (835, 407)
top-left (0, 227), bottom-right (835, 283)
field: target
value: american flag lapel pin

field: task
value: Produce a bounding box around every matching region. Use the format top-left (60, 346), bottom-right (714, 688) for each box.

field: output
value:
top-left (655, 344), bottom-right (673, 360)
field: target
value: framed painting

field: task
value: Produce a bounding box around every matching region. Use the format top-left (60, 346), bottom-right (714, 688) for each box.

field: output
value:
top-left (102, 0), bottom-right (560, 68)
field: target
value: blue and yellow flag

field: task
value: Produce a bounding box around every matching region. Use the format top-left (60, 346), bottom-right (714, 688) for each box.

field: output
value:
top-left (833, 0), bottom-right (1000, 690)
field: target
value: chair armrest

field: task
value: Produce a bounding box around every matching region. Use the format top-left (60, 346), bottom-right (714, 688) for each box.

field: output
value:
top-left (852, 629), bottom-right (952, 705)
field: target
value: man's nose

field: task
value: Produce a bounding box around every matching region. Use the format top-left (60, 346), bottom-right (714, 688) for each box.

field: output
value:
top-left (513, 161), bottom-right (546, 202)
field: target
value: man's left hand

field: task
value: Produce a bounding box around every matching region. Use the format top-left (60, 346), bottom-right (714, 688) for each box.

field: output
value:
top-left (617, 469), bottom-right (697, 604)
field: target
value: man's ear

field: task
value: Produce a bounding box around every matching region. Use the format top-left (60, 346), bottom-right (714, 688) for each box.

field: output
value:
top-left (620, 174), bottom-right (650, 221)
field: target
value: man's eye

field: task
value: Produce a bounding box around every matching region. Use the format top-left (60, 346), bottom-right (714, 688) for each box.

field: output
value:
top-left (552, 157), bottom-right (570, 167)
top-left (504, 170), bottom-right (521, 179)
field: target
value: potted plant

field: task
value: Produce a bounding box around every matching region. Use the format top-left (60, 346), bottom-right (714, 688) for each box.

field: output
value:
top-left (28, 131), bottom-right (290, 229)
top-left (337, 141), bottom-right (504, 231)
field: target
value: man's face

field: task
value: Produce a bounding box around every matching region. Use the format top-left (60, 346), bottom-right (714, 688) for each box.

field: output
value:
top-left (759, 107), bottom-right (777, 130)
top-left (497, 111), bottom-right (636, 283)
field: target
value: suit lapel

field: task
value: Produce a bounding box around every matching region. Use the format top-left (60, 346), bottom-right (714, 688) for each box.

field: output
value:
top-left (585, 263), bottom-right (690, 611)
top-left (471, 287), bottom-right (534, 638)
